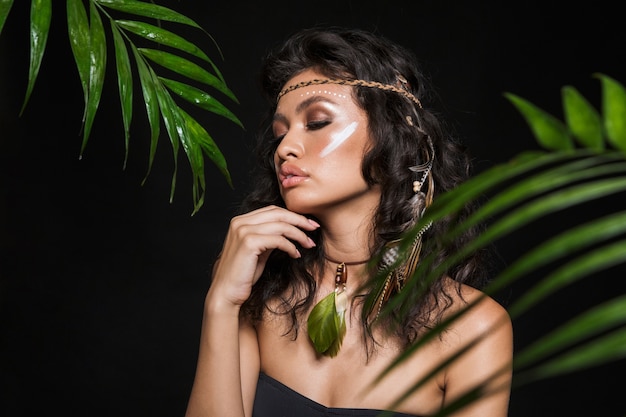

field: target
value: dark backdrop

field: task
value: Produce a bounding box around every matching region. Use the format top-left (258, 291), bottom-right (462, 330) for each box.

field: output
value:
top-left (1, 1), bottom-right (624, 416)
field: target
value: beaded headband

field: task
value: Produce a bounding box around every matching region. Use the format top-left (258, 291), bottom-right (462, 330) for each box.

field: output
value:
top-left (277, 78), bottom-right (422, 108)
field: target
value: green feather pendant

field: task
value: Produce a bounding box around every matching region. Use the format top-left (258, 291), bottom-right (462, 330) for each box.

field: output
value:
top-left (307, 262), bottom-right (348, 357)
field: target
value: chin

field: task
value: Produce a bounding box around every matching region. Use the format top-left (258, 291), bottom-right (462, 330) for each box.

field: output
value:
top-left (282, 196), bottom-right (318, 216)
top-left (284, 203), bottom-right (315, 216)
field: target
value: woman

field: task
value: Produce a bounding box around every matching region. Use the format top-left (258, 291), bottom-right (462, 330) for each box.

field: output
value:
top-left (185, 27), bottom-right (513, 417)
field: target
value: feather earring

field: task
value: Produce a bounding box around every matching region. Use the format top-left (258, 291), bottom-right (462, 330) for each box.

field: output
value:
top-left (369, 137), bottom-right (435, 320)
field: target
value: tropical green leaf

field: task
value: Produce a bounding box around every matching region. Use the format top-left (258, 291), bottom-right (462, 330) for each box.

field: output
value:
top-left (421, 151), bottom-right (574, 227)
top-left (446, 156), bottom-right (626, 242)
top-left (98, 0), bottom-right (228, 84)
top-left (180, 108), bottom-right (232, 191)
top-left (139, 48), bottom-right (238, 103)
top-left (595, 73), bottom-right (626, 152)
top-left (3, 0), bottom-right (239, 210)
top-left (159, 77), bottom-right (243, 128)
top-left (387, 177), bottom-right (626, 404)
top-left (176, 109), bottom-right (206, 213)
top-left (400, 164), bottom-right (626, 308)
top-left (111, 22), bottom-right (133, 169)
top-left (379, 183), bottom-right (626, 411)
top-left (115, 19), bottom-right (212, 63)
top-left (515, 326), bottom-right (626, 386)
top-left (153, 78), bottom-right (181, 204)
top-left (80, 0), bottom-right (107, 157)
top-left (562, 86), bottom-right (604, 151)
top-left (376, 154), bottom-right (570, 315)
top-left (131, 45), bottom-right (160, 181)
top-left (0, 0), bottom-right (14, 36)
top-left (485, 210), bottom-right (626, 300)
top-left (96, 0), bottom-right (202, 28)
top-left (307, 291), bottom-right (341, 355)
top-left (509, 237), bottom-right (626, 322)
top-left (514, 294), bottom-right (626, 371)
top-left (383, 168), bottom-right (626, 326)
top-left (67, 0), bottom-right (91, 124)
top-left (504, 92), bottom-right (574, 151)
top-left (378, 75), bottom-right (626, 412)
top-left (454, 175), bottom-right (626, 274)
top-left (20, 0), bottom-right (52, 115)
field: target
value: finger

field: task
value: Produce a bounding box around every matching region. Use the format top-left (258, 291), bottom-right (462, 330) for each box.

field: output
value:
top-left (235, 232), bottom-right (302, 260)
top-left (236, 205), bottom-right (320, 232)
top-left (237, 221), bottom-right (316, 250)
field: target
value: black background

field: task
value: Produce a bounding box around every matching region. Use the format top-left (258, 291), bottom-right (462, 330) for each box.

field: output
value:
top-left (1, 1), bottom-right (625, 416)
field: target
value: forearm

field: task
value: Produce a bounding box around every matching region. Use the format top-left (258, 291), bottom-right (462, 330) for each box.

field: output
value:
top-left (184, 206), bottom-right (317, 417)
top-left (185, 291), bottom-right (246, 417)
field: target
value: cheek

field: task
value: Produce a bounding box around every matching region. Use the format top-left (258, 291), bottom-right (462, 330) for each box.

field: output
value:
top-left (320, 145), bottom-right (366, 182)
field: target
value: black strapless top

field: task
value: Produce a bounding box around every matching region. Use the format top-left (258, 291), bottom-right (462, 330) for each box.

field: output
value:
top-left (253, 372), bottom-right (421, 417)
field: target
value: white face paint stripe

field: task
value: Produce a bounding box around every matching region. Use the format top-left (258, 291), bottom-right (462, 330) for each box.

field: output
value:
top-left (319, 121), bottom-right (358, 158)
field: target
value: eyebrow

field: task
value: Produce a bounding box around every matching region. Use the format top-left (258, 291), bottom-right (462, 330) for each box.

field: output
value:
top-left (273, 95), bottom-right (335, 123)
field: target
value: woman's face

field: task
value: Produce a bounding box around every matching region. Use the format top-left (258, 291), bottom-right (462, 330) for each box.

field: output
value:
top-left (272, 69), bottom-right (380, 217)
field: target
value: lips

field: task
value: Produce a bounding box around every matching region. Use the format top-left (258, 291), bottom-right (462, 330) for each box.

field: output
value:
top-left (278, 164), bottom-right (309, 188)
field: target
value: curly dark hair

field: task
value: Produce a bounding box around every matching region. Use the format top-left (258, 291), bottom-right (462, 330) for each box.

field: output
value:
top-left (236, 26), bottom-right (490, 350)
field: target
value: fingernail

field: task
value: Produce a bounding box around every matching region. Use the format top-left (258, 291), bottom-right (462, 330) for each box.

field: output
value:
top-left (308, 219), bottom-right (320, 228)
top-left (295, 249), bottom-right (302, 258)
top-left (307, 237), bottom-right (316, 247)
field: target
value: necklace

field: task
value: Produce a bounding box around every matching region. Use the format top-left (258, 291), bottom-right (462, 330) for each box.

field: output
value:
top-left (323, 255), bottom-right (370, 266)
top-left (307, 255), bottom-right (371, 357)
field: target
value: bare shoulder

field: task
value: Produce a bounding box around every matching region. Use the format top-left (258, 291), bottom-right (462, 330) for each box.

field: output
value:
top-left (436, 278), bottom-right (513, 368)
top-left (442, 277), bottom-right (511, 337)
top-left (436, 279), bottom-right (513, 416)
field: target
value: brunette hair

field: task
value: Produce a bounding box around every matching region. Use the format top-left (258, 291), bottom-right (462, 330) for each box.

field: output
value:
top-left (237, 26), bottom-right (490, 348)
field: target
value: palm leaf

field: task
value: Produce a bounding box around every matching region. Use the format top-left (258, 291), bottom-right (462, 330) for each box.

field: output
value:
top-left (115, 19), bottom-right (212, 63)
top-left (526, 327), bottom-right (626, 380)
top-left (176, 107), bottom-right (207, 213)
top-left (181, 109), bottom-right (232, 186)
top-left (596, 73), bottom-right (626, 152)
top-left (111, 22), bottom-right (133, 168)
top-left (504, 92), bottom-right (574, 151)
top-left (374, 73), bottom-right (626, 414)
top-left (80, 0), bottom-right (107, 157)
top-left (67, 0), bottom-right (90, 124)
top-left (138, 47), bottom-right (238, 103)
top-left (2, 0), bottom-right (243, 214)
top-left (159, 77), bottom-right (243, 128)
top-left (96, 0), bottom-right (228, 83)
top-left (513, 293), bottom-right (626, 376)
top-left (153, 68), bottom-right (181, 203)
top-left (0, 0), bottom-right (14, 36)
top-left (20, 0), bottom-right (51, 115)
top-left (96, 0), bottom-right (202, 28)
top-left (562, 85), bottom-right (603, 151)
top-left (132, 43), bottom-right (161, 182)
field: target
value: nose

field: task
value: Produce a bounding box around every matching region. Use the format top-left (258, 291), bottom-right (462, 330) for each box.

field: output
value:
top-left (274, 130), bottom-right (303, 161)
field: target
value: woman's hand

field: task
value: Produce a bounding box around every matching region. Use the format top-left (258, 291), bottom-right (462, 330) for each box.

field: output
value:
top-left (208, 205), bottom-right (320, 307)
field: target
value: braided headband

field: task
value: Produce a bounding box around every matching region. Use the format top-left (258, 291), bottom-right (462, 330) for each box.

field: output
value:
top-left (277, 78), bottom-right (422, 108)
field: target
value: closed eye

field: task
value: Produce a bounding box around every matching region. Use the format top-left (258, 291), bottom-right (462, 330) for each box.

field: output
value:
top-left (271, 125), bottom-right (287, 143)
top-left (306, 120), bottom-right (330, 131)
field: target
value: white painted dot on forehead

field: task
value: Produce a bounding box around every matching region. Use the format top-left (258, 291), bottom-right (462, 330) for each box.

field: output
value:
top-left (300, 89), bottom-right (348, 99)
